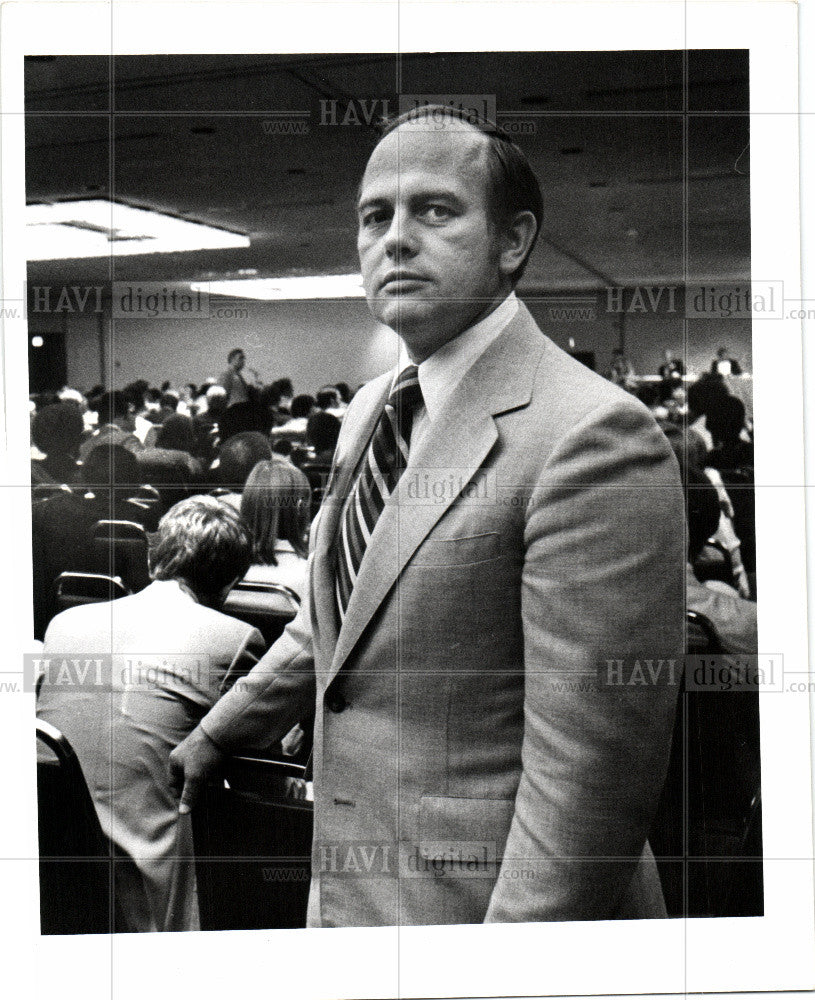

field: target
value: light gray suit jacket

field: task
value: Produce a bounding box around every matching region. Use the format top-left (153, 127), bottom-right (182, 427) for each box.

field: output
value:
top-left (201, 303), bottom-right (685, 927)
top-left (37, 580), bottom-right (265, 931)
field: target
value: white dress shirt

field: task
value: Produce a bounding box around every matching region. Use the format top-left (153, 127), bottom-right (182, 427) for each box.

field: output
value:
top-left (336, 293), bottom-right (520, 537)
top-left (395, 291), bottom-right (519, 450)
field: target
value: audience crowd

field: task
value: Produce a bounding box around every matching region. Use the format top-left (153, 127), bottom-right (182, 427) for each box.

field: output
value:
top-left (31, 346), bottom-right (756, 932)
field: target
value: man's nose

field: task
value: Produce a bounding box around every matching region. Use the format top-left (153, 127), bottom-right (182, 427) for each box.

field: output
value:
top-left (383, 208), bottom-right (418, 259)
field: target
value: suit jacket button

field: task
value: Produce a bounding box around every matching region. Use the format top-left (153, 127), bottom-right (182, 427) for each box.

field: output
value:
top-left (326, 693), bottom-right (347, 713)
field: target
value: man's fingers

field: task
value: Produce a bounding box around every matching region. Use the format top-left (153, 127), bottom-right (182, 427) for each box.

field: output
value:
top-left (178, 771), bottom-right (202, 815)
top-left (167, 752), bottom-right (184, 797)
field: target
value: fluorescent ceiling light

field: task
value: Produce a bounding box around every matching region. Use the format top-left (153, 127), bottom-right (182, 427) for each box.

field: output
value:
top-left (27, 200), bottom-right (250, 260)
top-left (190, 275), bottom-right (366, 300)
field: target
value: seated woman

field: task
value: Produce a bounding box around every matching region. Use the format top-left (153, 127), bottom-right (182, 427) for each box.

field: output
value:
top-left (31, 402), bottom-right (85, 486)
top-left (36, 497), bottom-right (265, 932)
top-left (137, 414), bottom-right (203, 509)
top-left (239, 459), bottom-right (310, 600)
top-left (685, 467), bottom-right (757, 654)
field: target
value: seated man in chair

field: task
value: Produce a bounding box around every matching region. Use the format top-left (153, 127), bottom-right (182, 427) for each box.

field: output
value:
top-left (36, 496), bottom-right (266, 932)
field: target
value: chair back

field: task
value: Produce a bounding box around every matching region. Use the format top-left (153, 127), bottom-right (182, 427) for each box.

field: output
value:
top-left (32, 482), bottom-right (73, 504)
top-left (649, 610), bottom-right (762, 917)
top-left (125, 484), bottom-right (163, 531)
top-left (223, 581), bottom-right (300, 645)
top-left (192, 753), bottom-right (312, 930)
top-left (54, 571), bottom-right (130, 614)
top-left (91, 519), bottom-right (150, 592)
top-left (36, 720), bottom-right (115, 934)
top-left (300, 461), bottom-right (331, 519)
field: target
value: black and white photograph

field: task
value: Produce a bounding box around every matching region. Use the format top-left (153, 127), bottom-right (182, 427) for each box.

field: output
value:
top-left (1, 2), bottom-right (814, 999)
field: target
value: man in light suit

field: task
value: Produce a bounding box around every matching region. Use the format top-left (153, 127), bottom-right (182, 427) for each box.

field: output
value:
top-left (170, 107), bottom-right (685, 926)
top-left (38, 496), bottom-right (265, 931)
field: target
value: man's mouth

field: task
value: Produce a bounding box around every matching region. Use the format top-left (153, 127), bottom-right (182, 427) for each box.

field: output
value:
top-left (379, 272), bottom-right (429, 293)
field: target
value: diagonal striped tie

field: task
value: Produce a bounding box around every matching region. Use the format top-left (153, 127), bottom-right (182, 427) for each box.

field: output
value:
top-left (335, 365), bottom-right (423, 621)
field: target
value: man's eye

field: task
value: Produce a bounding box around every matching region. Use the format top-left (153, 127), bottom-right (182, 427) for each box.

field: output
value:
top-left (361, 209), bottom-right (388, 227)
top-left (422, 204), bottom-right (454, 222)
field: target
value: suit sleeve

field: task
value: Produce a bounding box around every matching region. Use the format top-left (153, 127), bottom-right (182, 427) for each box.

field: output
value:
top-left (218, 626), bottom-right (267, 695)
top-left (485, 399), bottom-right (685, 922)
top-left (199, 556), bottom-right (317, 753)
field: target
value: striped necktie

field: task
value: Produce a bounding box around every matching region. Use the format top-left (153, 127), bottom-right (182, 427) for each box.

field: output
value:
top-left (335, 365), bottom-right (423, 620)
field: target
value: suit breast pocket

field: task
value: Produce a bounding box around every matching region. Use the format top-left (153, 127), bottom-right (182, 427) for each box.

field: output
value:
top-left (410, 531), bottom-right (500, 568)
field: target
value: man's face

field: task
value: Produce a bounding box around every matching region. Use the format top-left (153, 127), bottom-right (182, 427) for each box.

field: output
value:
top-left (357, 120), bottom-right (507, 362)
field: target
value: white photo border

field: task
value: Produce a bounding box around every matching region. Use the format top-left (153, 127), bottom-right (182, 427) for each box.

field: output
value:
top-left (1, 2), bottom-right (812, 999)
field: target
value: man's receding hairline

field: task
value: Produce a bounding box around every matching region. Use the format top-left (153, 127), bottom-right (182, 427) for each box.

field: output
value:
top-left (368, 116), bottom-right (490, 164)
top-left (360, 119), bottom-right (494, 208)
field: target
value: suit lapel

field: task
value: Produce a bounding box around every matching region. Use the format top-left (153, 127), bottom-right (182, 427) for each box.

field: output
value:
top-left (311, 375), bottom-right (391, 655)
top-left (325, 303), bottom-right (546, 681)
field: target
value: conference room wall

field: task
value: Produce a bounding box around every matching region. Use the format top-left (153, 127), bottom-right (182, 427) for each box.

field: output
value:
top-left (526, 297), bottom-right (753, 379)
top-left (62, 297), bottom-right (399, 394)
top-left (60, 292), bottom-right (752, 393)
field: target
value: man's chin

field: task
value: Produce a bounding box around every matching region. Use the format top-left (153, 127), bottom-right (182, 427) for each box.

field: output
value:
top-left (371, 297), bottom-right (434, 333)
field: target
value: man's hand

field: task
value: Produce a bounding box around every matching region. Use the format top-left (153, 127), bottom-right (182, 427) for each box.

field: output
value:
top-left (168, 726), bottom-right (227, 814)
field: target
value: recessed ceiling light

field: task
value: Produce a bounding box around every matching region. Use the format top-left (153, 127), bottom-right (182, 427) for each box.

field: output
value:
top-left (190, 274), bottom-right (365, 301)
top-left (26, 199), bottom-right (250, 260)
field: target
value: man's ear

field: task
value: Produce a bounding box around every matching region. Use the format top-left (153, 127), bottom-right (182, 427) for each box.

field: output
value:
top-left (498, 210), bottom-right (538, 280)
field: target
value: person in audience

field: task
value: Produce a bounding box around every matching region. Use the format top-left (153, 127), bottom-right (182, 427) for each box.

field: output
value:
top-left (30, 402), bottom-right (85, 486)
top-left (663, 425), bottom-right (750, 598)
top-left (606, 346), bottom-right (637, 390)
top-left (304, 411), bottom-right (341, 465)
top-left (171, 104), bottom-right (684, 927)
top-left (134, 388), bottom-right (164, 441)
top-left (334, 382), bottom-right (352, 406)
top-left (636, 382), bottom-right (669, 424)
top-left (179, 383), bottom-right (199, 416)
top-left (658, 349), bottom-right (685, 383)
top-left (272, 377), bottom-right (294, 413)
top-left (192, 384), bottom-right (227, 461)
top-left (684, 467), bottom-right (757, 654)
top-left (79, 390), bottom-right (144, 461)
top-left (37, 496), bottom-right (265, 932)
top-left (707, 394), bottom-right (754, 471)
top-left (57, 386), bottom-right (96, 433)
top-left (686, 372), bottom-right (730, 450)
top-left (212, 431), bottom-right (273, 507)
top-left (137, 414), bottom-right (203, 509)
top-left (144, 393), bottom-right (182, 445)
top-left (315, 386), bottom-right (345, 418)
top-left (711, 346), bottom-right (743, 377)
top-left (239, 460), bottom-right (310, 599)
top-left (31, 444), bottom-right (149, 639)
top-left (57, 386), bottom-right (89, 413)
top-left (270, 394), bottom-right (315, 441)
top-left (271, 438), bottom-right (295, 462)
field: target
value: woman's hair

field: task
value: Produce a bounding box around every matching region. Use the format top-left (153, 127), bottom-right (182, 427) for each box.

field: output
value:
top-left (150, 495), bottom-right (252, 600)
top-left (156, 413), bottom-right (196, 453)
top-left (32, 402), bottom-right (85, 457)
top-left (240, 460), bottom-right (311, 565)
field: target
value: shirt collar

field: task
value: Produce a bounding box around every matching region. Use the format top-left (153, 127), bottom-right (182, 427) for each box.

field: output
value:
top-left (146, 578), bottom-right (199, 604)
top-left (395, 292), bottom-right (519, 422)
